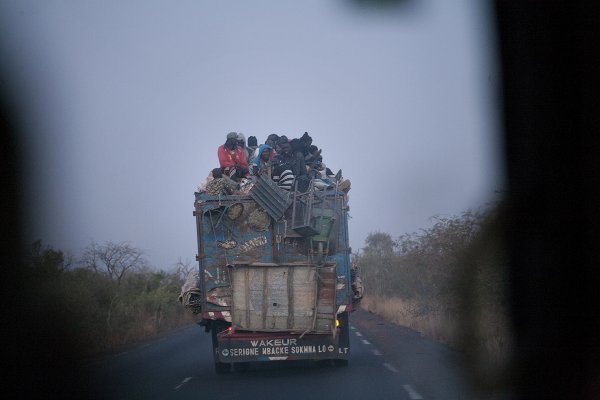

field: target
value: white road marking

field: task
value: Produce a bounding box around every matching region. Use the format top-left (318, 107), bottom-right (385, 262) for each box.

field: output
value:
top-left (403, 384), bottom-right (424, 399)
top-left (361, 339), bottom-right (371, 345)
top-left (350, 326), bottom-right (356, 330)
top-left (372, 348), bottom-right (382, 356)
top-left (383, 362), bottom-right (398, 373)
top-left (355, 331), bottom-right (363, 337)
top-left (174, 377), bottom-right (193, 390)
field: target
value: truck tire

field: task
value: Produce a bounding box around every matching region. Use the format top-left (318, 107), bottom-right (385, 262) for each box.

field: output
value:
top-left (211, 320), bottom-right (230, 374)
top-left (334, 311), bottom-right (350, 367)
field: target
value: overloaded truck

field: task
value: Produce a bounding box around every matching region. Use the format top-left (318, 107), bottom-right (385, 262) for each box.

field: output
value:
top-left (187, 175), bottom-right (361, 373)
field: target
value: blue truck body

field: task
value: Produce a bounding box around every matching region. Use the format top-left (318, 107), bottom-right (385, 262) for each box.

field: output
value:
top-left (193, 178), bottom-right (354, 372)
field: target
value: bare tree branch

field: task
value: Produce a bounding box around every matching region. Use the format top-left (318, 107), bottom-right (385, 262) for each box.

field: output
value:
top-left (80, 241), bottom-right (147, 285)
top-left (173, 257), bottom-right (194, 283)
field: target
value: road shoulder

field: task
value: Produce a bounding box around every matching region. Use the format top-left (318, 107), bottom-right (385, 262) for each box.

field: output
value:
top-left (350, 307), bottom-right (489, 399)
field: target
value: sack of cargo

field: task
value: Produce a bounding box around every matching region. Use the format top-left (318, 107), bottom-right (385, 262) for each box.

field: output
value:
top-left (179, 270), bottom-right (202, 314)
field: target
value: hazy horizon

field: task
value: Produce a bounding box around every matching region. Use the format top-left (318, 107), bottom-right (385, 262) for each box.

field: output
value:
top-left (1, 0), bottom-right (503, 268)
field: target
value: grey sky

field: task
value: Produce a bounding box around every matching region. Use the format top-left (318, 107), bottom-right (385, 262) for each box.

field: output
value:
top-left (1, 0), bottom-right (503, 268)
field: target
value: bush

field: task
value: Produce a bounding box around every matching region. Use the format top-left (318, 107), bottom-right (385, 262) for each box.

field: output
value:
top-left (355, 204), bottom-right (512, 366)
top-left (23, 241), bottom-right (196, 355)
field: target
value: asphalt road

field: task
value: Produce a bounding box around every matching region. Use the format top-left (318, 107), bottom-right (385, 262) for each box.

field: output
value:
top-left (80, 309), bottom-right (506, 400)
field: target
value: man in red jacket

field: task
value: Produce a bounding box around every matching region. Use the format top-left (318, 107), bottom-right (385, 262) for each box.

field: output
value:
top-left (218, 132), bottom-right (249, 181)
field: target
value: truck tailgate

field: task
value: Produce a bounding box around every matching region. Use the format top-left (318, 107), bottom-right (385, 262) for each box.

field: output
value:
top-left (231, 263), bottom-right (337, 333)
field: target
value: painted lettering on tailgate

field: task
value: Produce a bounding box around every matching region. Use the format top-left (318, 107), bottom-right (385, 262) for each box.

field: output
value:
top-left (222, 348), bottom-right (259, 357)
top-left (219, 336), bottom-right (346, 359)
top-left (291, 345), bottom-right (316, 354)
top-left (250, 339), bottom-right (296, 347)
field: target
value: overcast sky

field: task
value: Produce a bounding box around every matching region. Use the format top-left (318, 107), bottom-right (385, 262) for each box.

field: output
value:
top-left (1, 0), bottom-right (503, 269)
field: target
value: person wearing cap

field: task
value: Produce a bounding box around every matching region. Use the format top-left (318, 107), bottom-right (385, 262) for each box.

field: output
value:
top-left (236, 132), bottom-right (247, 157)
top-left (218, 132), bottom-right (249, 180)
top-left (246, 135), bottom-right (258, 164)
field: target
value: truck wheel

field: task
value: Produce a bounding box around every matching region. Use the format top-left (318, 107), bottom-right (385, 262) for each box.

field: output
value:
top-left (211, 320), bottom-right (231, 374)
top-left (335, 311), bottom-right (350, 367)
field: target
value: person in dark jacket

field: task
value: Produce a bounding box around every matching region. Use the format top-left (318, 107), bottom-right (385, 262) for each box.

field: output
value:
top-left (265, 134), bottom-right (279, 148)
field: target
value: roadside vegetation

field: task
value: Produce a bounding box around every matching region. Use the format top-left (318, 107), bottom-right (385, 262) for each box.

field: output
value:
top-left (355, 204), bottom-right (512, 384)
top-left (23, 240), bottom-right (196, 356)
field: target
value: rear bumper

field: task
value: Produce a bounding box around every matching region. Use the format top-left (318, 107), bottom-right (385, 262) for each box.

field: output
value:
top-left (215, 331), bottom-right (349, 363)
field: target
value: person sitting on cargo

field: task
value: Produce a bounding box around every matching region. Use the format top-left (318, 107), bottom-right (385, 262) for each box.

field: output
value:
top-left (274, 135), bottom-right (291, 161)
top-left (246, 135), bottom-right (258, 164)
top-left (274, 136), bottom-right (294, 167)
top-left (290, 132), bottom-right (318, 168)
top-left (218, 132), bottom-right (249, 181)
top-left (265, 133), bottom-right (279, 149)
top-left (203, 168), bottom-right (239, 196)
top-left (306, 155), bottom-right (325, 179)
top-left (297, 132), bottom-right (313, 157)
top-left (251, 144), bottom-right (273, 178)
top-left (272, 162), bottom-right (295, 191)
top-left (290, 139), bottom-right (301, 165)
top-left (306, 156), bottom-right (333, 190)
top-left (284, 136), bottom-right (312, 192)
top-left (250, 134), bottom-right (278, 163)
top-left (236, 132), bottom-right (247, 157)
top-left (304, 144), bottom-right (322, 165)
top-left (276, 136), bottom-right (304, 172)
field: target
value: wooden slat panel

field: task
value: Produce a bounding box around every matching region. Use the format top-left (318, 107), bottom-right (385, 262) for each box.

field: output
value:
top-left (231, 264), bottom-right (330, 332)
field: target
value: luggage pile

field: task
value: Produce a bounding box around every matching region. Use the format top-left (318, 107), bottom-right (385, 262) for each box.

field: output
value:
top-left (198, 131), bottom-right (351, 196)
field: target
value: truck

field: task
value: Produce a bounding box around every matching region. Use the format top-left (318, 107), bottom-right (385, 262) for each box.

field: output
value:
top-left (190, 174), bottom-right (360, 373)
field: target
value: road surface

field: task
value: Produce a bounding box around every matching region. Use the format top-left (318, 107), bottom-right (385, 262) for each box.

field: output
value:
top-left (80, 308), bottom-right (506, 399)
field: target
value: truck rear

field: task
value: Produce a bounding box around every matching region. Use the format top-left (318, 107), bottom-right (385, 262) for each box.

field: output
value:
top-left (192, 176), bottom-right (357, 373)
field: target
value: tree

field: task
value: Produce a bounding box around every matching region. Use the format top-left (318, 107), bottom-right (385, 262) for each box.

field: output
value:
top-left (29, 239), bottom-right (72, 276)
top-left (363, 232), bottom-right (395, 257)
top-left (80, 241), bottom-right (147, 285)
top-left (173, 257), bottom-right (194, 282)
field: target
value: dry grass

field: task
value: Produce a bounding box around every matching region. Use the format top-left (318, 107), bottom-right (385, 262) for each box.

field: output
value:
top-left (357, 207), bottom-right (514, 393)
top-left (360, 294), bottom-right (512, 373)
top-left (361, 295), bottom-right (458, 345)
